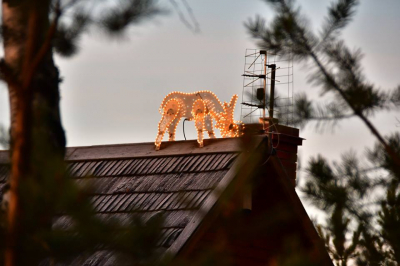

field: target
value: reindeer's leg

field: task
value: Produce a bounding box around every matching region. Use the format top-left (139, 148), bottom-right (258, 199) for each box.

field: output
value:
top-left (192, 99), bottom-right (206, 147)
top-left (168, 112), bottom-right (182, 141)
top-left (205, 114), bottom-right (215, 138)
top-left (155, 99), bottom-right (180, 150)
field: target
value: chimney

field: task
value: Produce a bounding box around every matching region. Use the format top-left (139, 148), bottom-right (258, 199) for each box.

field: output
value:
top-left (243, 122), bottom-right (303, 187)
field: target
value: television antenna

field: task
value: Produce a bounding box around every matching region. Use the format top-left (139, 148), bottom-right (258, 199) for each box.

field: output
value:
top-left (240, 49), bottom-right (294, 129)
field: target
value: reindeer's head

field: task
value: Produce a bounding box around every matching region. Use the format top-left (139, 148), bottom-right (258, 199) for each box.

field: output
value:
top-left (214, 94), bottom-right (243, 138)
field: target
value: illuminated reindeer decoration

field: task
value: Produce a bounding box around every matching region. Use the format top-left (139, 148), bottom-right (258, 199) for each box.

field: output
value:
top-left (155, 91), bottom-right (243, 150)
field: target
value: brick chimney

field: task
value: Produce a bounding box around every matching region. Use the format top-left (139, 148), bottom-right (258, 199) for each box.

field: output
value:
top-left (243, 123), bottom-right (303, 187)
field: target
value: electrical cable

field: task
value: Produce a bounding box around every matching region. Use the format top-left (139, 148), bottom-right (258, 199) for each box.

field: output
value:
top-left (183, 118), bottom-right (188, 140)
top-left (261, 123), bottom-right (280, 165)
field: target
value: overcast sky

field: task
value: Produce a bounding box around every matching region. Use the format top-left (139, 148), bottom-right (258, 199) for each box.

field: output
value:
top-left (1, 0), bottom-right (400, 172)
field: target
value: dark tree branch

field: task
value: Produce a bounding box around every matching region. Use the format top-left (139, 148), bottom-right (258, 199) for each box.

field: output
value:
top-left (22, 1), bottom-right (62, 90)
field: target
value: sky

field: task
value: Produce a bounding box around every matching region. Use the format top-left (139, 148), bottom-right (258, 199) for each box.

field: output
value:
top-left (1, 0), bottom-right (400, 177)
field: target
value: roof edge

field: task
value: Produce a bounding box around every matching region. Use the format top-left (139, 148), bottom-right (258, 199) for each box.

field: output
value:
top-left (66, 138), bottom-right (243, 161)
top-left (165, 136), bottom-right (267, 258)
top-left (269, 156), bottom-right (334, 265)
top-left (0, 138), bottom-right (244, 163)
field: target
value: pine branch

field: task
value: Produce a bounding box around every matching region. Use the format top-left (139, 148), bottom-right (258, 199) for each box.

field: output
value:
top-left (319, 0), bottom-right (359, 45)
top-left (100, 0), bottom-right (161, 37)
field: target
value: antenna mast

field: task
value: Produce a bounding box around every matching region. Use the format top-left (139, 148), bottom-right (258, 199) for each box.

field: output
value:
top-left (240, 49), bottom-right (294, 132)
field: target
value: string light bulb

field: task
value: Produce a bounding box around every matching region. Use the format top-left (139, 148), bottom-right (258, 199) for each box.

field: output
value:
top-left (155, 91), bottom-right (244, 150)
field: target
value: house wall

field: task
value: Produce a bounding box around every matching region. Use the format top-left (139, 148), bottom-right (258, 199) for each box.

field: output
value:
top-left (177, 164), bottom-right (331, 266)
top-left (174, 126), bottom-right (332, 266)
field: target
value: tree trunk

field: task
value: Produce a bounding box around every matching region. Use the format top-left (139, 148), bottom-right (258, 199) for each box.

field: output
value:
top-left (2, 1), bottom-right (66, 265)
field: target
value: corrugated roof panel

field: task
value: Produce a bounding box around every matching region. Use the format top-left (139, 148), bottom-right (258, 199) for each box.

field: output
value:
top-left (127, 193), bottom-right (149, 211)
top-left (165, 211), bottom-right (189, 229)
top-left (69, 162), bottom-right (84, 177)
top-left (92, 177), bottom-right (121, 195)
top-left (192, 190), bottom-right (211, 209)
top-left (169, 191), bottom-right (191, 210)
top-left (91, 161), bottom-right (107, 176)
top-left (0, 164), bottom-right (9, 183)
top-left (99, 194), bottom-right (119, 212)
top-left (90, 195), bottom-right (102, 209)
top-left (160, 192), bottom-right (181, 210)
top-left (114, 193), bottom-right (131, 212)
top-left (197, 154), bottom-right (215, 172)
top-left (74, 161), bottom-right (92, 177)
top-left (96, 195), bottom-right (113, 212)
top-left (117, 160), bottom-right (133, 176)
top-left (168, 175), bottom-right (190, 192)
top-left (187, 155), bottom-right (206, 172)
top-left (225, 153), bottom-right (238, 168)
top-left (135, 193), bottom-right (151, 210)
top-left (81, 161), bottom-right (97, 177)
top-left (141, 192), bottom-right (160, 211)
top-left (108, 194), bottom-right (131, 212)
top-left (109, 160), bottom-right (128, 176)
top-left (136, 158), bottom-right (152, 175)
top-left (88, 161), bottom-right (103, 176)
top-left (171, 156), bottom-right (191, 173)
top-left (112, 176), bottom-right (143, 194)
top-left (155, 157), bottom-right (174, 174)
top-left (105, 160), bottom-right (123, 176)
top-left (144, 175), bottom-right (170, 192)
top-left (100, 194), bottom-right (125, 212)
top-left (148, 157), bottom-right (166, 174)
top-left (208, 153), bottom-right (228, 170)
top-left (154, 193), bottom-right (173, 210)
top-left (175, 173), bottom-right (194, 191)
top-left (168, 174), bottom-right (190, 191)
top-left (143, 193), bottom-right (162, 211)
top-left (123, 159), bottom-right (140, 175)
top-left (97, 161), bottom-right (116, 177)
top-left (186, 190), bottom-right (203, 209)
top-left (201, 154), bottom-right (220, 171)
top-left (128, 158), bottom-right (145, 175)
top-left (154, 157), bottom-right (171, 174)
top-left (109, 193), bottom-right (130, 212)
top-left (197, 171), bottom-right (227, 189)
top-left (106, 160), bottom-right (125, 176)
top-left (115, 160), bottom-right (132, 176)
top-left (219, 153), bottom-right (237, 169)
top-left (70, 209), bottom-right (195, 228)
top-left (134, 175), bottom-right (159, 192)
top-left (162, 156), bottom-right (181, 173)
top-left (119, 193), bottom-right (140, 212)
top-left (188, 154), bottom-right (208, 172)
top-left (65, 162), bottom-right (75, 174)
top-left (135, 158), bottom-right (153, 175)
top-left (175, 191), bottom-right (196, 209)
top-left (0, 141), bottom-right (241, 255)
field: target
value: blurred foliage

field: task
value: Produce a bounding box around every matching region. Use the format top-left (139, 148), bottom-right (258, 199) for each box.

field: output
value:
top-left (0, 126), bottom-right (9, 150)
top-left (50, 0), bottom-right (162, 57)
top-left (0, 0), bottom-right (167, 265)
top-left (248, 0), bottom-right (400, 265)
top-left (0, 137), bottom-right (166, 265)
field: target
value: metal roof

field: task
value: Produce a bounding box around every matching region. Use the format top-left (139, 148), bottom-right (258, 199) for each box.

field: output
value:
top-left (0, 138), bottom-right (243, 264)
